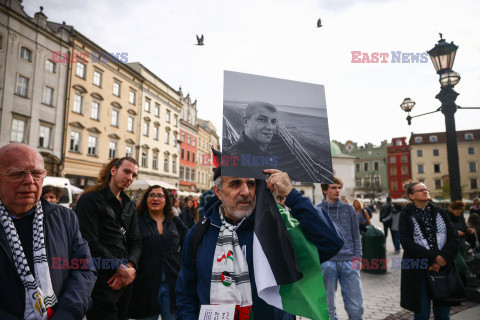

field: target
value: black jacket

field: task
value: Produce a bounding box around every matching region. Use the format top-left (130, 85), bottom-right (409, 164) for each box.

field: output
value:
top-left (0, 198), bottom-right (97, 320)
top-left (75, 187), bottom-right (141, 275)
top-left (180, 207), bottom-right (196, 229)
top-left (128, 213), bottom-right (187, 318)
top-left (399, 203), bottom-right (459, 313)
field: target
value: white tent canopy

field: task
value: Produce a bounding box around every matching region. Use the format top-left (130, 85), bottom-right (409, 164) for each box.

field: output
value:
top-left (129, 179), bottom-right (177, 190)
top-left (70, 185), bottom-right (84, 195)
top-left (177, 191), bottom-right (202, 198)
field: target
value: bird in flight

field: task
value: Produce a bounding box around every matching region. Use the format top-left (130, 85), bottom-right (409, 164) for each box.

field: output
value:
top-left (196, 34), bottom-right (204, 46)
top-left (317, 18), bottom-right (322, 28)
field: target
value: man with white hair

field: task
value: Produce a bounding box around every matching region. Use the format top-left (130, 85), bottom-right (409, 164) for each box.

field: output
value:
top-left (0, 143), bottom-right (96, 319)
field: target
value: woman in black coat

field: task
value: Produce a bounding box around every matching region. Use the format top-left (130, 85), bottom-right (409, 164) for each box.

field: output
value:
top-left (127, 185), bottom-right (187, 320)
top-left (398, 181), bottom-right (459, 320)
top-left (180, 197), bottom-right (198, 229)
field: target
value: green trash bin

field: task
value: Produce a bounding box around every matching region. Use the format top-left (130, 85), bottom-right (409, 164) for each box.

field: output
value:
top-left (361, 225), bottom-right (387, 274)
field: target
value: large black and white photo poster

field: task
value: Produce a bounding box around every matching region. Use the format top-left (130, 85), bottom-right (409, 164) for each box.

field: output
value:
top-left (222, 70), bottom-right (333, 183)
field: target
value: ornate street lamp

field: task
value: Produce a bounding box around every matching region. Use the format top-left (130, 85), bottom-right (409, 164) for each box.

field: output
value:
top-left (399, 34), bottom-right (480, 201)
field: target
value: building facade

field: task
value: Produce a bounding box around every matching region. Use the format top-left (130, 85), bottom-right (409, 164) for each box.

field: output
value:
top-left (0, 2), bottom-right (70, 176)
top-left (127, 63), bottom-right (181, 187)
top-left (196, 118), bottom-right (220, 193)
top-left (179, 91), bottom-right (198, 192)
top-left (61, 30), bottom-right (143, 188)
top-left (409, 129), bottom-right (480, 200)
top-left (387, 137), bottom-right (411, 199)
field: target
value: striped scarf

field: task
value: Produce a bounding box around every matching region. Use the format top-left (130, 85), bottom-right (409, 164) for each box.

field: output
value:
top-left (210, 206), bottom-right (253, 309)
top-left (0, 200), bottom-right (57, 320)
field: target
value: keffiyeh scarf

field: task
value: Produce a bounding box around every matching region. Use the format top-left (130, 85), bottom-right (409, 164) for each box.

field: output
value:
top-left (0, 200), bottom-right (57, 320)
top-left (210, 206), bottom-right (253, 310)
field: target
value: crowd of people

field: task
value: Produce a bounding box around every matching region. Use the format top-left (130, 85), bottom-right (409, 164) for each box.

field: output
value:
top-left (1, 142), bottom-right (480, 320)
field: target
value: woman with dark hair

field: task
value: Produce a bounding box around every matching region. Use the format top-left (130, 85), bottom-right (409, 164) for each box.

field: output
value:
top-left (180, 197), bottom-right (198, 229)
top-left (127, 185), bottom-right (187, 320)
top-left (398, 181), bottom-right (460, 320)
top-left (42, 185), bottom-right (62, 203)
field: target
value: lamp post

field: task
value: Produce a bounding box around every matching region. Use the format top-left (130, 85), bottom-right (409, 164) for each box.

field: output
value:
top-left (400, 34), bottom-right (480, 201)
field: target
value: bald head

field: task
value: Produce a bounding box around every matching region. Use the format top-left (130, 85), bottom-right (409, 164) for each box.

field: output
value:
top-left (0, 143), bottom-right (45, 217)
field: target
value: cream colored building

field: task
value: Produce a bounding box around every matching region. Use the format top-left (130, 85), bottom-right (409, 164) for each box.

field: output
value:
top-left (409, 129), bottom-right (480, 200)
top-left (0, 3), bottom-right (70, 176)
top-left (196, 118), bottom-right (220, 193)
top-left (127, 63), bottom-right (182, 188)
top-left (62, 31), bottom-right (143, 187)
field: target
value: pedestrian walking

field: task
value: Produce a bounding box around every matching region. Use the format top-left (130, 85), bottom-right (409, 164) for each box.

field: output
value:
top-left (391, 204), bottom-right (402, 253)
top-left (128, 185), bottom-right (187, 320)
top-left (172, 197), bottom-right (181, 217)
top-left (469, 198), bottom-right (480, 215)
top-left (76, 157), bottom-right (141, 320)
top-left (380, 197), bottom-right (396, 248)
top-left (316, 177), bottom-right (364, 320)
top-left (399, 181), bottom-right (460, 320)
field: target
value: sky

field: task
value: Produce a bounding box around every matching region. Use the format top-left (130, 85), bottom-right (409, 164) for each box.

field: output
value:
top-left (23, 0), bottom-right (480, 146)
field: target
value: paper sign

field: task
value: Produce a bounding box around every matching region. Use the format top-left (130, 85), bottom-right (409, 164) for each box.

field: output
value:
top-left (198, 304), bottom-right (236, 320)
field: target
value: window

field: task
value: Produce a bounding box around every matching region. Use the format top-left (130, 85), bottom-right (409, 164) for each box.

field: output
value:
top-left (126, 146), bottom-right (133, 157)
top-left (141, 151), bottom-right (147, 167)
top-left (93, 71), bottom-right (102, 86)
top-left (355, 163), bottom-right (360, 172)
top-left (39, 126), bottom-right (51, 148)
top-left (127, 116), bottom-right (134, 132)
top-left (395, 140), bottom-right (402, 146)
top-left (417, 150), bottom-right (423, 157)
top-left (187, 151), bottom-right (190, 162)
top-left (390, 167), bottom-right (397, 175)
top-left (374, 176), bottom-right (380, 186)
top-left (172, 158), bottom-right (177, 173)
top-left (70, 131), bottom-right (80, 152)
top-left (363, 162), bottom-right (368, 171)
top-left (144, 99), bottom-right (151, 112)
top-left (471, 179), bottom-right (478, 189)
top-left (434, 164), bottom-right (441, 173)
top-left (76, 62), bottom-right (85, 78)
top-left (180, 166), bottom-right (185, 180)
top-left (91, 101), bottom-right (100, 120)
top-left (129, 90), bottom-right (136, 104)
top-left (364, 177), bottom-right (370, 187)
top-left (11, 119), bottom-right (26, 143)
top-left (174, 115), bottom-right (178, 127)
top-left (401, 156), bottom-right (407, 163)
top-left (465, 133), bottom-right (474, 141)
top-left (356, 178), bottom-right (362, 187)
top-left (433, 149), bottom-right (439, 156)
top-left (73, 94), bottom-right (83, 113)
top-left (418, 164), bottom-right (424, 174)
top-left (111, 109), bottom-right (119, 127)
top-left (181, 148), bottom-right (185, 159)
top-left (154, 104), bottom-right (160, 117)
top-left (373, 161), bottom-right (379, 171)
top-left (20, 46), bottom-right (32, 62)
top-left (166, 110), bottom-right (171, 123)
top-left (192, 153), bottom-right (195, 164)
top-left (173, 134), bottom-right (178, 147)
top-left (165, 131), bottom-right (170, 144)
top-left (181, 132), bottom-right (185, 142)
top-left (164, 156), bottom-right (169, 172)
top-left (113, 82), bottom-right (120, 96)
top-left (88, 136), bottom-right (97, 155)
top-left (429, 136), bottom-right (437, 143)
top-left (16, 75), bottom-right (29, 97)
top-left (192, 138), bottom-right (196, 147)
top-left (152, 153), bottom-right (158, 169)
top-left (434, 179), bottom-right (442, 189)
top-left (401, 165), bottom-right (408, 175)
top-left (415, 137), bottom-right (422, 143)
top-left (469, 162), bottom-right (477, 172)
top-left (108, 141), bottom-right (117, 159)
top-left (143, 122), bottom-right (149, 136)
top-left (42, 86), bottom-right (53, 105)
top-left (187, 135), bottom-right (191, 145)
top-left (190, 169), bottom-right (195, 182)
top-left (390, 156), bottom-right (396, 164)
top-left (468, 147), bottom-right (475, 155)
top-left (390, 180), bottom-right (398, 191)
top-left (153, 126), bottom-right (159, 140)
top-left (45, 59), bottom-right (55, 73)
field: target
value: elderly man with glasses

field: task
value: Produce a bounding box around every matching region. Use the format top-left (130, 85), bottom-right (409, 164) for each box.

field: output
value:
top-left (0, 143), bottom-right (96, 320)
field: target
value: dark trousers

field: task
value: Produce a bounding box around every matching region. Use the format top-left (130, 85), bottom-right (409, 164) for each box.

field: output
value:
top-left (383, 221), bottom-right (396, 248)
top-left (87, 274), bottom-right (132, 320)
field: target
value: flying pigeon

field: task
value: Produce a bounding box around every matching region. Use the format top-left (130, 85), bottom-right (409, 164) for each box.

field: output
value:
top-left (317, 18), bottom-right (322, 28)
top-left (196, 34), bottom-right (204, 46)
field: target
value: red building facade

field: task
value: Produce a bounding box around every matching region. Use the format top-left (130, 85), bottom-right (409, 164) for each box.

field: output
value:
top-left (179, 92), bottom-right (198, 192)
top-left (387, 137), bottom-right (411, 198)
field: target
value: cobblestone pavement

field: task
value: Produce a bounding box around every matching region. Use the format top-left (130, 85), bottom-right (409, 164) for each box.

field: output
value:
top-left (298, 210), bottom-right (479, 320)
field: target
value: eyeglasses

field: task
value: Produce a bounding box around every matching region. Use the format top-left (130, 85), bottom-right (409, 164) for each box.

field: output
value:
top-left (1, 169), bottom-right (47, 182)
top-left (148, 193), bottom-right (165, 199)
top-left (413, 188), bottom-right (429, 193)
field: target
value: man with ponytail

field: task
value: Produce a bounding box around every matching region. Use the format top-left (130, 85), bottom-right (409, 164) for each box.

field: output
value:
top-left (76, 157), bottom-right (141, 320)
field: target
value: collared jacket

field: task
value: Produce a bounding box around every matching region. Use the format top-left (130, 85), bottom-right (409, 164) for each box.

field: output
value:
top-left (175, 188), bottom-right (343, 320)
top-left (75, 186), bottom-right (141, 275)
top-left (0, 198), bottom-right (97, 320)
top-left (128, 213), bottom-right (187, 318)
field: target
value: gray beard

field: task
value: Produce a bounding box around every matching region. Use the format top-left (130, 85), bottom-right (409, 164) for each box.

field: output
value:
top-left (220, 204), bottom-right (254, 222)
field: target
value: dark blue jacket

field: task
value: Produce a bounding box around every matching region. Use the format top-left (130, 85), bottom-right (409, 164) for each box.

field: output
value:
top-left (175, 188), bottom-right (343, 319)
top-left (0, 198), bottom-right (97, 320)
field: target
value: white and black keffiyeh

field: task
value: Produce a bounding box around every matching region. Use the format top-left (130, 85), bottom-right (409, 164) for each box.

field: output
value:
top-left (0, 200), bottom-right (57, 320)
top-left (210, 206), bottom-right (252, 307)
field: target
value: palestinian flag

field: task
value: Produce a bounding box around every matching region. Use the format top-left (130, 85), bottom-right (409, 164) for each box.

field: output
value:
top-left (253, 180), bottom-right (329, 320)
